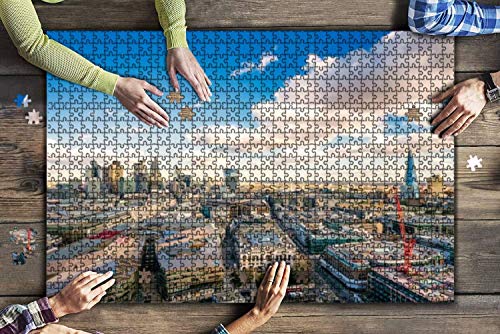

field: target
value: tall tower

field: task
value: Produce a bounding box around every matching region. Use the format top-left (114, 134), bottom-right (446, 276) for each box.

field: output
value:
top-left (133, 161), bottom-right (149, 193)
top-left (108, 161), bottom-right (124, 194)
top-left (224, 168), bottom-right (239, 193)
top-left (150, 157), bottom-right (163, 191)
top-left (401, 150), bottom-right (419, 199)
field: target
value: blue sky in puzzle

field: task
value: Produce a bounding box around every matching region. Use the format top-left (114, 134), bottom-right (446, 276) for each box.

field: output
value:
top-left (47, 31), bottom-right (454, 184)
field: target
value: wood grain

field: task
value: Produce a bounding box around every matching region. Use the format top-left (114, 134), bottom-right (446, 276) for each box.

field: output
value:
top-left (0, 296), bottom-right (496, 334)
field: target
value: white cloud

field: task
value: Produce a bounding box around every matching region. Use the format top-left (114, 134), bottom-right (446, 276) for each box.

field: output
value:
top-left (230, 52), bottom-right (278, 78)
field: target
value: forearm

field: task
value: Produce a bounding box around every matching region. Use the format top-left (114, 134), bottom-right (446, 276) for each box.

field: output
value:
top-left (155, 0), bottom-right (188, 49)
top-left (408, 0), bottom-right (500, 36)
top-left (0, 297), bottom-right (58, 334)
top-left (0, 0), bottom-right (118, 95)
top-left (223, 309), bottom-right (264, 334)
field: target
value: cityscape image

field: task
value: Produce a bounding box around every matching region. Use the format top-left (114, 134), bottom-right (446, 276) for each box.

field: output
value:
top-left (47, 31), bottom-right (455, 303)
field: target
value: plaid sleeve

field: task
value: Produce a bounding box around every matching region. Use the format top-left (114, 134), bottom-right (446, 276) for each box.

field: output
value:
top-left (0, 297), bottom-right (58, 334)
top-left (408, 0), bottom-right (500, 36)
top-left (212, 324), bottom-right (231, 334)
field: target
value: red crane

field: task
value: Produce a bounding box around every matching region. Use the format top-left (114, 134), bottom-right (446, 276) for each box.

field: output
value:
top-left (395, 194), bottom-right (416, 274)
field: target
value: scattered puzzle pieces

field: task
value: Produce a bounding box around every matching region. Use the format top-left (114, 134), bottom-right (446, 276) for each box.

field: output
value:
top-left (14, 94), bottom-right (32, 108)
top-left (25, 109), bottom-right (43, 124)
top-left (466, 155), bottom-right (483, 172)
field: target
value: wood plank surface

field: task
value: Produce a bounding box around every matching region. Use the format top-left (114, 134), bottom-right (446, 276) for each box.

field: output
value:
top-left (0, 296), bottom-right (496, 334)
top-left (0, 1), bottom-right (499, 333)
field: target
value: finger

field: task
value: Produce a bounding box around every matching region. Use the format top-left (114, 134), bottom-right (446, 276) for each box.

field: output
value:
top-left (196, 72), bottom-right (210, 101)
top-left (75, 272), bottom-right (101, 287)
top-left (74, 271), bottom-right (96, 284)
top-left (89, 278), bottom-right (116, 300)
top-left (90, 278), bottom-right (116, 299)
top-left (143, 96), bottom-right (169, 126)
top-left (140, 105), bottom-right (165, 128)
top-left (442, 114), bottom-right (471, 138)
top-left (135, 108), bottom-right (157, 127)
top-left (454, 115), bottom-right (475, 136)
top-left (168, 67), bottom-right (180, 92)
top-left (271, 261), bottom-right (286, 294)
top-left (204, 72), bottom-right (212, 87)
top-left (433, 108), bottom-right (463, 136)
top-left (432, 86), bottom-right (455, 103)
top-left (431, 100), bottom-right (457, 126)
top-left (87, 290), bottom-right (107, 309)
top-left (142, 81), bottom-right (163, 97)
top-left (264, 262), bottom-right (279, 293)
top-left (188, 75), bottom-right (206, 102)
top-left (280, 264), bottom-right (291, 291)
top-left (84, 271), bottom-right (113, 289)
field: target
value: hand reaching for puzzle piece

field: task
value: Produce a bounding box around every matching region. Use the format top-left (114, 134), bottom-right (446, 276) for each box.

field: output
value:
top-left (431, 77), bottom-right (487, 138)
top-left (114, 77), bottom-right (170, 127)
top-left (167, 47), bottom-right (212, 102)
top-left (48, 271), bottom-right (115, 318)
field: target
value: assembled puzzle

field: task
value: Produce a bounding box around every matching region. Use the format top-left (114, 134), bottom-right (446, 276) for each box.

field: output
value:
top-left (47, 31), bottom-right (455, 303)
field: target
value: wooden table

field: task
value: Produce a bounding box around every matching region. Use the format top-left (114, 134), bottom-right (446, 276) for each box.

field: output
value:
top-left (0, 1), bottom-right (499, 333)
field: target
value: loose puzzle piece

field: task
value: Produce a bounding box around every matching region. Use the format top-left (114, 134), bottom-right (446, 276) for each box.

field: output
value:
top-left (25, 109), bottom-right (42, 125)
top-left (46, 31), bottom-right (455, 303)
top-left (466, 155), bottom-right (482, 172)
top-left (14, 94), bottom-right (31, 108)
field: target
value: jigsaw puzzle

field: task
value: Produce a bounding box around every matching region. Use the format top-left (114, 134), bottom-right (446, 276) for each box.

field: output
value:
top-left (46, 31), bottom-right (455, 303)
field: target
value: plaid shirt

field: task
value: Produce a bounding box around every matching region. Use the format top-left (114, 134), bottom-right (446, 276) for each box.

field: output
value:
top-left (408, 0), bottom-right (500, 35)
top-left (0, 298), bottom-right (230, 334)
top-left (0, 297), bottom-right (58, 334)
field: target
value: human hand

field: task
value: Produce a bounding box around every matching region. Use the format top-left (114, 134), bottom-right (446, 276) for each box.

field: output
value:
top-left (431, 77), bottom-right (487, 138)
top-left (167, 48), bottom-right (212, 102)
top-left (30, 324), bottom-right (92, 334)
top-left (48, 271), bottom-right (115, 318)
top-left (114, 77), bottom-right (169, 127)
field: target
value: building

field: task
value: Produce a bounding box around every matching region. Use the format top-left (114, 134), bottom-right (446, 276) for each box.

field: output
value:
top-left (426, 174), bottom-right (444, 198)
top-left (224, 168), bottom-right (239, 193)
top-left (368, 266), bottom-right (454, 302)
top-left (133, 160), bottom-right (149, 193)
top-left (400, 150), bottom-right (419, 199)
top-left (235, 222), bottom-right (297, 270)
top-left (149, 157), bottom-right (163, 191)
top-left (320, 241), bottom-right (444, 291)
top-left (108, 160), bottom-right (124, 194)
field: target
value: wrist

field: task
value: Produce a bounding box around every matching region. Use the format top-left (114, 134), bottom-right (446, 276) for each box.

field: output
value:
top-left (246, 308), bottom-right (267, 329)
top-left (48, 295), bottom-right (68, 318)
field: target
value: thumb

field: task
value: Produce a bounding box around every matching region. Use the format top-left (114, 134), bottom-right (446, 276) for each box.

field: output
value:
top-left (168, 67), bottom-right (180, 92)
top-left (432, 86), bottom-right (455, 103)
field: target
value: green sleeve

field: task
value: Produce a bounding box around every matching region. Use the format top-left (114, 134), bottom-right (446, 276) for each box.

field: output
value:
top-left (0, 0), bottom-right (118, 95)
top-left (155, 0), bottom-right (188, 49)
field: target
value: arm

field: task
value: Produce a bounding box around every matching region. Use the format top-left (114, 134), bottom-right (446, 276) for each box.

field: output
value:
top-left (0, 297), bottom-right (58, 334)
top-left (215, 261), bottom-right (291, 334)
top-left (155, 0), bottom-right (188, 49)
top-left (0, 0), bottom-right (118, 95)
top-left (155, 0), bottom-right (212, 101)
top-left (432, 70), bottom-right (499, 138)
top-left (408, 0), bottom-right (500, 36)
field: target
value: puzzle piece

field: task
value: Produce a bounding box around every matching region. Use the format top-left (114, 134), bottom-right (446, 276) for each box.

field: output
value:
top-left (45, 31), bottom-right (455, 304)
top-left (25, 109), bottom-right (42, 124)
top-left (14, 94), bottom-right (31, 108)
top-left (466, 155), bottom-right (482, 172)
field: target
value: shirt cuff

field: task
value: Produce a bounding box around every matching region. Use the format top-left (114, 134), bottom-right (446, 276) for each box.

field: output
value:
top-left (164, 28), bottom-right (188, 49)
top-left (94, 70), bottom-right (119, 96)
top-left (27, 297), bottom-right (58, 328)
top-left (212, 323), bottom-right (230, 334)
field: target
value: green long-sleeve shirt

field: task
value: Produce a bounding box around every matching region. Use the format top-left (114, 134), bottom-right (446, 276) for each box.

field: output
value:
top-left (0, 0), bottom-right (188, 95)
